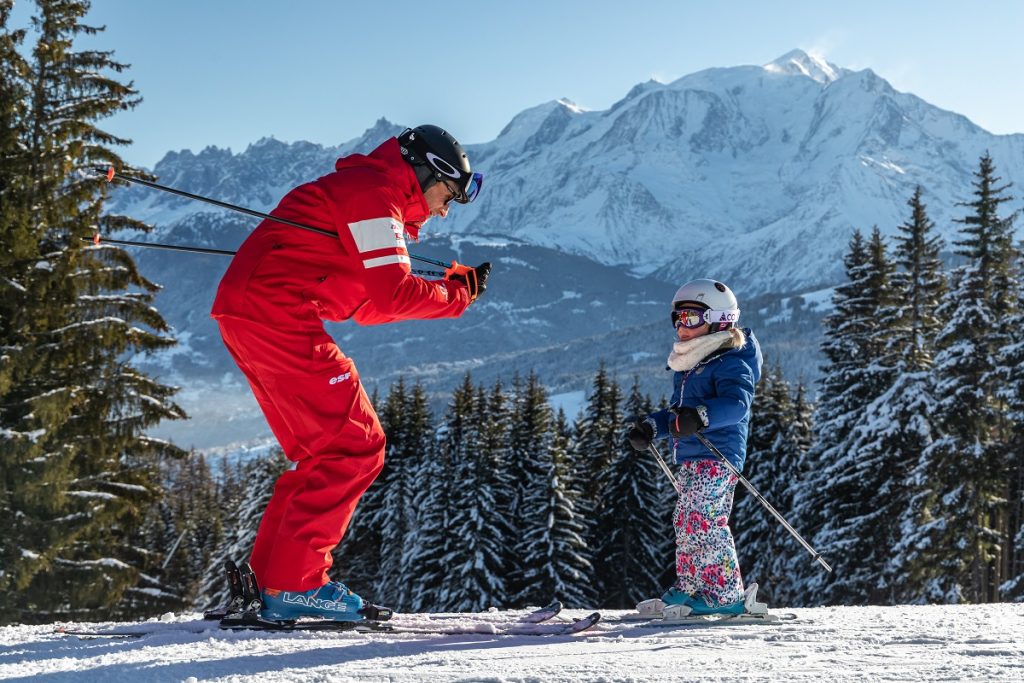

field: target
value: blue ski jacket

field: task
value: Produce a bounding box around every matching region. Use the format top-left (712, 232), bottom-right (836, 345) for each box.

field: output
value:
top-left (647, 329), bottom-right (762, 472)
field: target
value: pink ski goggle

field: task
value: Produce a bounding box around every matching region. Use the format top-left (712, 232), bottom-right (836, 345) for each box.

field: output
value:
top-left (671, 305), bottom-right (740, 329)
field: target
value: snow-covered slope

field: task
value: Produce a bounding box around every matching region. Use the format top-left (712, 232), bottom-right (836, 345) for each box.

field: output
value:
top-left (4, 603), bottom-right (1021, 681)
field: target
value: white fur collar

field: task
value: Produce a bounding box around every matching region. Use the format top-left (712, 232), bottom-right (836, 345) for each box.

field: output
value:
top-left (667, 330), bottom-right (741, 372)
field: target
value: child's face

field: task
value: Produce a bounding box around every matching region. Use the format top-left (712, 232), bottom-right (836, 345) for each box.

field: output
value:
top-left (676, 322), bottom-right (711, 341)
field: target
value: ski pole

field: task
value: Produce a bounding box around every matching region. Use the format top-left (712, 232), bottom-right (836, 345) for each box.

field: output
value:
top-left (648, 438), bottom-right (831, 573)
top-left (84, 233), bottom-right (447, 277)
top-left (87, 234), bottom-right (236, 256)
top-left (689, 432), bottom-right (831, 573)
top-left (646, 442), bottom-right (683, 495)
top-left (96, 167), bottom-right (454, 269)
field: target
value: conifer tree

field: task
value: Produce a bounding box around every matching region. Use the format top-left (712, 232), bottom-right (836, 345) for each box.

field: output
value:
top-left (891, 187), bottom-right (947, 368)
top-left (575, 363), bottom-right (625, 592)
top-left (593, 379), bottom-right (670, 608)
top-left (904, 154), bottom-right (1019, 602)
top-left (404, 392), bottom-right (456, 612)
top-left (790, 228), bottom-right (901, 605)
top-left (507, 372), bottom-right (555, 603)
top-left (441, 381), bottom-right (508, 610)
top-left (198, 450), bottom-right (289, 610)
top-left (867, 187), bottom-right (947, 603)
top-left (773, 381), bottom-right (814, 606)
top-left (735, 364), bottom-right (798, 605)
top-left (173, 454), bottom-right (223, 603)
top-left (373, 380), bottom-right (436, 608)
top-left (0, 3), bottom-right (32, 593)
top-left (568, 408), bottom-right (598, 592)
top-left (411, 374), bottom-right (474, 609)
top-left (336, 379), bottom-right (402, 602)
top-left (995, 252), bottom-right (1024, 602)
top-left (512, 377), bottom-right (593, 608)
top-left (0, 0), bottom-right (185, 623)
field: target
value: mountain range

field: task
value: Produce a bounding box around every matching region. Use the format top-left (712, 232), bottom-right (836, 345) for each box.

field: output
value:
top-left (105, 49), bottom-right (1023, 448)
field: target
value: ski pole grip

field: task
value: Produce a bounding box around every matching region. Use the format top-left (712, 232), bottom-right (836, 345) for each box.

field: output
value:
top-left (105, 167), bottom-right (115, 182)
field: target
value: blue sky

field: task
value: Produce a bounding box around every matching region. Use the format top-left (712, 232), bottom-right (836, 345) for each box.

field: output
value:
top-left (11, 0), bottom-right (1024, 168)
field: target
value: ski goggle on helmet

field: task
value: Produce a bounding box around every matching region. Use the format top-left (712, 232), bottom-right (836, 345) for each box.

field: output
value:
top-left (670, 279), bottom-right (740, 333)
top-left (398, 125), bottom-right (484, 203)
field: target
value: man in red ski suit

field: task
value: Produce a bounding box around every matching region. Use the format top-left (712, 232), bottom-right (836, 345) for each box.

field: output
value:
top-left (211, 125), bottom-right (487, 622)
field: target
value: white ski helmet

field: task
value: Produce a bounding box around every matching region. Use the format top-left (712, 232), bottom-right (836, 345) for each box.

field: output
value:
top-left (671, 279), bottom-right (740, 333)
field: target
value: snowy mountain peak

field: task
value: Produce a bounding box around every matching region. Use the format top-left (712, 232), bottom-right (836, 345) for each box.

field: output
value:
top-left (764, 49), bottom-right (843, 84)
top-left (556, 97), bottom-right (586, 114)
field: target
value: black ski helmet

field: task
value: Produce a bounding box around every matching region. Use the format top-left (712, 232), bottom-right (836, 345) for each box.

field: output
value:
top-left (397, 125), bottom-right (482, 203)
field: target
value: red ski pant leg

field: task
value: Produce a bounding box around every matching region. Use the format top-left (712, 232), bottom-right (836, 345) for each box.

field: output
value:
top-left (217, 319), bottom-right (386, 592)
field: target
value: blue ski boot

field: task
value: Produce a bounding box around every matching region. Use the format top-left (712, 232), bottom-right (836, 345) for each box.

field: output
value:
top-left (661, 582), bottom-right (765, 618)
top-left (260, 581), bottom-right (366, 622)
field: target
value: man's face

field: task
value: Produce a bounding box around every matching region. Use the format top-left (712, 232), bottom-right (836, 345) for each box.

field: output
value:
top-left (423, 180), bottom-right (457, 221)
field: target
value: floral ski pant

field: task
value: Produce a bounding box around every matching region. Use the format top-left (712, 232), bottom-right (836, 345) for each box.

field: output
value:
top-left (672, 459), bottom-right (744, 607)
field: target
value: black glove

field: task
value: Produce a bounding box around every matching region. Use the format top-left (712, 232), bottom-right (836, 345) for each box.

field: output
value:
top-left (450, 262), bottom-right (491, 301)
top-left (669, 407), bottom-right (706, 438)
top-left (626, 418), bottom-right (655, 452)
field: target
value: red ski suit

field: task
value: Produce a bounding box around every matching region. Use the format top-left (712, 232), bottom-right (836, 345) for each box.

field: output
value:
top-left (211, 138), bottom-right (472, 591)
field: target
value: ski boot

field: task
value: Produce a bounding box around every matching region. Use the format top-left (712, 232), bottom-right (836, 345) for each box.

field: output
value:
top-left (260, 581), bottom-right (369, 622)
top-left (661, 582), bottom-right (768, 619)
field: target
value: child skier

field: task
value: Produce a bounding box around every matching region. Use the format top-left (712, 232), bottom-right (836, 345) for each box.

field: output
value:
top-left (627, 278), bottom-right (763, 616)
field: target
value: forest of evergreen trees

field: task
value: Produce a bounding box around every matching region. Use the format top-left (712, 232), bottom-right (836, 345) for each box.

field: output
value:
top-left (2, 0), bottom-right (1022, 626)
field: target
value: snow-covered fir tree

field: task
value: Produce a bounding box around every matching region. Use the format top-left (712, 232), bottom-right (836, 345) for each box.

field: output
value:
top-left (820, 195), bottom-right (947, 604)
top-left (791, 228), bottom-right (903, 605)
top-left (405, 382), bottom-right (460, 612)
top-left (505, 372), bottom-right (550, 604)
top-left (393, 382), bottom-right (436, 607)
top-left (593, 379), bottom-right (672, 608)
top-left (331, 386), bottom-right (389, 597)
top-left (197, 450), bottom-right (288, 611)
top-left (903, 154), bottom-right (1020, 603)
top-left (869, 187), bottom-right (948, 603)
top-left (0, 0), bottom-right (186, 623)
top-left (371, 379), bottom-right (433, 608)
top-left (139, 452), bottom-right (224, 610)
top-left (735, 364), bottom-right (809, 606)
top-left (440, 380), bottom-right (509, 610)
top-left (514, 404), bottom-right (594, 608)
top-left (775, 381), bottom-right (815, 605)
top-left (995, 250), bottom-right (1024, 602)
top-left (574, 363), bottom-right (625, 602)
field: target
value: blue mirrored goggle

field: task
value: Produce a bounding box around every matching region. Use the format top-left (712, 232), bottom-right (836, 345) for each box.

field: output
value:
top-left (462, 172), bottom-right (483, 203)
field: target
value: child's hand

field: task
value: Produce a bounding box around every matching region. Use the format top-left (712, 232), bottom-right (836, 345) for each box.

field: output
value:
top-left (669, 407), bottom-right (705, 437)
top-left (626, 418), bottom-right (655, 452)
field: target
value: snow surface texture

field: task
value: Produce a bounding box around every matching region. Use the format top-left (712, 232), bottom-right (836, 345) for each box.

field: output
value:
top-left (3, 604), bottom-right (1020, 682)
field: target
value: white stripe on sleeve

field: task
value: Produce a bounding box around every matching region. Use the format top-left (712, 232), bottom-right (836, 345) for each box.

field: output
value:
top-left (363, 254), bottom-right (411, 269)
top-left (348, 217), bottom-right (407, 253)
